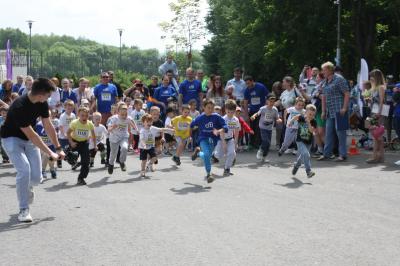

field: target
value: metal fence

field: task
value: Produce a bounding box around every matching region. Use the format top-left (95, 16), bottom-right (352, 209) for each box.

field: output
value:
top-left (1, 51), bottom-right (165, 78)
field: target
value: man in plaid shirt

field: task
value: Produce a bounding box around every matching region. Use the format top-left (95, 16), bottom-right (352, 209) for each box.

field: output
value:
top-left (319, 61), bottom-right (350, 162)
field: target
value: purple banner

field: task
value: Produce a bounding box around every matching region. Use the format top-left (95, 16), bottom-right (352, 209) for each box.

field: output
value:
top-left (6, 39), bottom-right (12, 80)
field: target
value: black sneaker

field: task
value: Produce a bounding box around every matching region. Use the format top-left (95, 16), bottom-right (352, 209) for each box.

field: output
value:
top-left (191, 148), bottom-right (200, 161)
top-left (108, 165), bottom-right (114, 175)
top-left (72, 162), bottom-right (81, 170)
top-left (154, 159), bottom-right (158, 165)
top-left (120, 163), bottom-right (126, 171)
top-left (76, 178), bottom-right (86, 186)
top-left (101, 158), bottom-right (106, 165)
top-left (206, 174), bottom-right (214, 183)
top-left (89, 162), bottom-right (94, 168)
top-left (278, 150), bottom-right (283, 157)
top-left (50, 170), bottom-right (57, 179)
top-left (292, 166), bottom-right (299, 176)
top-left (212, 155), bottom-right (219, 164)
top-left (307, 171), bottom-right (315, 178)
top-left (223, 168), bottom-right (233, 176)
top-left (57, 160), bottom-right (62, 168)
top-left (172, 156), bottom-right (181, 166)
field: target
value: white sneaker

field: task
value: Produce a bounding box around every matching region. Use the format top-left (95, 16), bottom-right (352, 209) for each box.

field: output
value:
top-left (284, 148), bottom-right (293, 154)
top-left (18, 209), bottom-right (33, 223)
top-left (262, 157), bottom-right (270, 163)
top-left (292, 150), bottom-right (297, 155)
top-left (29, 187), bottom-right (35, 204)
top-left (395, 160), bottom-right (400, 166)
top-left (256, 149), bottom-right (263, 160)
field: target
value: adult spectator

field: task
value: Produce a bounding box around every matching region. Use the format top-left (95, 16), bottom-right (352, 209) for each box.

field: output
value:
top-left (12, 75), bottom-right (24, 93)
top-left (366, 69), bottom-right (386, 164)
top-left (0, 79), bottom-right (13, 107)
top-left (196, 69), bottom-right (208, 92)
top-left (49, 77), bottom-right (62, 112)
top-left (242, 75), bottom-right (269, 149)
top-left (178, 68), bottom-right (202, 109)
top-left (299, 65), bottom-right (319, 96)
top-left (18, 76), bottom-right (33, 96)
top-left (159, 55), bottom-right (179, 92)
top-left (318, 61), bottom-right (350, 162)
top-left (206, 76), bottom-right (226, 108)
top-left (60, 78), bottom-right (78, 112)
top-left (153, 75), bottom-right (177, 113)
top-left (1, 78), bottom-right (64, 222)
top-left (92, 72), bottom-right (118, 125)
top-left (73, 78), bottom-right (93, 106)
top-left (124, 79), bottom-right (149, 100)
top-left (108, 71), bottom-right (124, 100)
top-left (225, 67), bottom-right (246, 102)
top-left (166, 70), bottom-right (179, 93)
top-left (147, 76), bottom-right (159, 97)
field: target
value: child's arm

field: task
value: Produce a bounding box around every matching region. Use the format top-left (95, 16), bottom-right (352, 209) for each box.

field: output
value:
top-left (289, 114), bottom-right (301, 125)
top-left (250, 110), bottom-right (261, 121)
top-left (240, 118), bottom-right (254, 135)
top-left (67, 128), bottom-right (76, 148)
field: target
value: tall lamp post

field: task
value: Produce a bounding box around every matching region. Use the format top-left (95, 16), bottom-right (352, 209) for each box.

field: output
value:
top-left (117, 28), bottom-right (124, 69)
top-left (26, 20), bottom-right (34, 75)
top-left (334, 0), bottom-right (341, 67)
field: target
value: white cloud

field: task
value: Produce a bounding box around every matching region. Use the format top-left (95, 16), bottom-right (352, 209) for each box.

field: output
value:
top-left (2, 0), bottom-right (209, 52)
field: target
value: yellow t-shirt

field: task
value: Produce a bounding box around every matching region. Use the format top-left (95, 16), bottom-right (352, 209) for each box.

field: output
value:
top-left (171, 115), bottom-right (192, 139)
top-left (70, 119), bottom-right (94, 142)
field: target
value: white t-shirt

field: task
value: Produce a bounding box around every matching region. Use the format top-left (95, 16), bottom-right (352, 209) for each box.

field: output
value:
top-left (223, 115), bottom-right (240, 139)
top-left (130, 109), bottom-right (146, 135)
top-left (89, 124), bottom-right (108, 149)
top-left (73, 88), bottom-right (93, 105)
top-left (108, 115), bottom-right (133, 142)
top-left (164, 116), bottom-right (174, 136)
top-left (280, 88), bottom-right (300, 109)
top-left (59, 112), bottom-right (76, 139)
top-left (48, 88), bottom-right (61, 109)
top-left (139, 126), bottom-right (161, 150)
top-left (286, 106), bottom-right (305, 129)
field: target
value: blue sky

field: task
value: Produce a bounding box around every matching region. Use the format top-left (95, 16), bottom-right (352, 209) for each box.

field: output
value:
top-left (1, 0), bottom-right (209, 52)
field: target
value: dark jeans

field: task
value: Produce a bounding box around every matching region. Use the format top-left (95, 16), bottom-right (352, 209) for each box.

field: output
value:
top-left (260, 129), bottom-right (272, 157)
top-left (394, 116), bottom-right (400, 139)
top-left (249, 112), bottom-right (261, 148)
top-left (73, 140), bottom-right (90, 180)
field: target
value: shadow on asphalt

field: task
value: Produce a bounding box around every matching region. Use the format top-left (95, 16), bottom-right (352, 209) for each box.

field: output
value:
top-left (274, 177), bottom-right (312, 189)
top-left (0, 215), bottom-right (55, 233)
top-left (0, 171), bottom-right (16, 178)
top-left (170, 182), bottom-right (211, 195)
top-left (44, 181), bottom-right (77, 192)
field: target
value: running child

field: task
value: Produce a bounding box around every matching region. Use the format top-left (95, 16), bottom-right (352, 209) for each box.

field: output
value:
top-left (36, 118), bottom-right (57, 180)
top-left (190, 99), bottom-right (227, 183)
top-left (163, 107), bottom-right (176, 155)
top-left (130, 99), bottom-right (146, 154)
top-left (278, 97), bottom-right (305, 156)
top-left (58, 99), bottom-right (76, 168)
top-left (291, 104), bottom-right (317, 178)
top-left (188, 99), bottom-right (200, 151)
top-left (150, 106), bottom-right (165, 155)
top-left (139, 114), bottom-right (174, 177)
top-left (67, 106), bottom-right (96, 185)
top-left (171, 105), bottom-right (192, 166)
top-left (89, 112), bottom-right (107, 167)
top-left (214, 99), bottom-right (240, 176)
top-left (107, 103), bottom-right (137, 174)
top-left (251, 95), bottom-right (282, 162)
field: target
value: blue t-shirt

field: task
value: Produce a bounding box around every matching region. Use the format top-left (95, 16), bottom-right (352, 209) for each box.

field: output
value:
top-left (179, 79), bottom-right (202, 105)
top-left (35, 122), bottom-right (53, 148)
top-left (12, 83), bottom-right (22, 93)
top-left (244, 82), bottom-right (269, 113)
top-left (190, 113), bottom-right (228, 143)
top-left (60, 89), bottom-right (78, 104)
top-left (154, 85), bottom-right (177, 106)
top-left (93, 83), bottom-right (118, 113)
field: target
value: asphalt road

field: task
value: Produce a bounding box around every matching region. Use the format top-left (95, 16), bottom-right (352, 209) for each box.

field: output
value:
top-left (0, 148), bottom-right (399, 266)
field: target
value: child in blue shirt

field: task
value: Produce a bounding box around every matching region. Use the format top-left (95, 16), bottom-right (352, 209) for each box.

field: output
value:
top-left (190, 99), bottom-right (228, 183)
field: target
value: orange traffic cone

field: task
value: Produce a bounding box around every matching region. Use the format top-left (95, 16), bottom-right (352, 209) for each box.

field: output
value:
top-left (348, 138), bottom-right (360, 155)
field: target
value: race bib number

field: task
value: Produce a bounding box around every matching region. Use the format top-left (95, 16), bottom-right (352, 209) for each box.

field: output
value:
top-left (101, 92), bottom-right (111, 101)
top-left (118, 123), bottom-right (127, 132)
top-left (76, 129), bottom-right (89, 138)
top-left (227, 121), bottom-right (237, 130)
top-left (178, 122), bottom-right (189, 131)
top-left (251, 97), bottom-right (261, 105)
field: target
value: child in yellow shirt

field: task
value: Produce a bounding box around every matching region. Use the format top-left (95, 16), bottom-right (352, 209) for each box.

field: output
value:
top-left (171, 105), bottom-right (192, 165)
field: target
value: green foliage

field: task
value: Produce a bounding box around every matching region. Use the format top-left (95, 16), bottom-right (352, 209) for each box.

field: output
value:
top-left (203, 0), bottom-right (400, 85)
